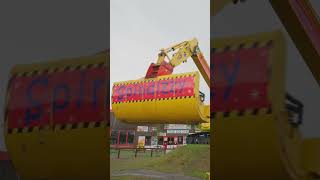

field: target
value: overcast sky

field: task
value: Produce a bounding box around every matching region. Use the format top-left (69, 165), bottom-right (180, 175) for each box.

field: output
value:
top-left (110, 0), bottom-right (210, 105)
top-left (213, 0), bottom-right (320, 138)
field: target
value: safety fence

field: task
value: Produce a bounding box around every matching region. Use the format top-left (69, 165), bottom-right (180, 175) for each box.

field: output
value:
top-left (110, 147), bottom-right (164, 159)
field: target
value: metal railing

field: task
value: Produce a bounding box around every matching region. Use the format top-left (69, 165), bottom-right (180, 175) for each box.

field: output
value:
top-left (110, 147), bottom-right (164, 159)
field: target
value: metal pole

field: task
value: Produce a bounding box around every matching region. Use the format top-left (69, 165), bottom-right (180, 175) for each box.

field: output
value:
top-left (135, 148), bottom-right (138, 158)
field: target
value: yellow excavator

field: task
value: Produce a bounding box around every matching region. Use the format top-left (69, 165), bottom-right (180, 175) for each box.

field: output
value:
top-left (212, 0), bottom-right (320, 179)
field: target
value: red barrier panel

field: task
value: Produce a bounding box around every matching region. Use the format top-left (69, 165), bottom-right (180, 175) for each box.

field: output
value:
top-left (175, 76), bottom-right (195, 97)
top-left (156, 79), bottom-right (175, 99)
top-left (112, 76), bottom-right (195, 103)
top-left (212, 47), bottom-right (271, 112)
top-left (7, 75), bottom-right (51, 129)
top-left (7, 67), bottom-right (106, 129)
top-left (144, 82), bottom-right (156, 100)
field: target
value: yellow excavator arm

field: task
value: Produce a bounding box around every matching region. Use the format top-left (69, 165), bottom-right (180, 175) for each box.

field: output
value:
top-left (154, 38), bottom-right (211, 132)
top-left (156, 38), bottom-right (210, 87)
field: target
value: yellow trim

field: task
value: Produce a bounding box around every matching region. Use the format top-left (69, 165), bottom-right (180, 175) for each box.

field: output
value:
top-left (211, 0), bottom-right (234, 16)
top-left (11, 51), bottom-right (108, 75)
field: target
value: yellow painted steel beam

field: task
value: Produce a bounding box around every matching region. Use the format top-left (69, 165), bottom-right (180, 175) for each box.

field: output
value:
top-left (302, 138), bottom-right (320, 176)
top-left (270, 0), bottom-right (320, 86)
top-left (212, 112), bottom-right (308, 179)
top-left (211, 0), bottom-right (235, 16)
top-left (191, 47), bottom-right (211, 87)
top-left (10, 51), bottom-right (107, 75)
top-left (200, 123), bottom-right (210, 132)
top-left (211, 0), bottom-right (246, 16)
top-left (200, 105), bottom-right (210, 132)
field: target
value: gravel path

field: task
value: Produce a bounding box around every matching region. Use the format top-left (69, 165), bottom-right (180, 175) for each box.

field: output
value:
top-left (111, 169), bottom-right (202, 180)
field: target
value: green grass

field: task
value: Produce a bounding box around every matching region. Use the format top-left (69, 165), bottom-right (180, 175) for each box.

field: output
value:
top-left (110, 144), bottom-right (210, 178)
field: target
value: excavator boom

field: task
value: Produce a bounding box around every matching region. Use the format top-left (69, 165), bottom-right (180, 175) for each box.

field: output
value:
top-left (149, 38), bottom-right (210, 86)
top-left (191, 46), bottom-right (210, 86)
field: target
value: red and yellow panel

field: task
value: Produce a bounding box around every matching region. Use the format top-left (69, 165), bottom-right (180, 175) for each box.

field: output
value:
top-left (112, 72), bottom-right (209, 124)
top-left (211, 31), bottom-right (312, 179)
top-left (211, 30), bottom-right (287, 114)
top-left (212, 46), bottom-right (272, 112)
top-left (7, 67), bottom-right (106, 129)
top-left (5, 51), bottom-right (109, 180)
